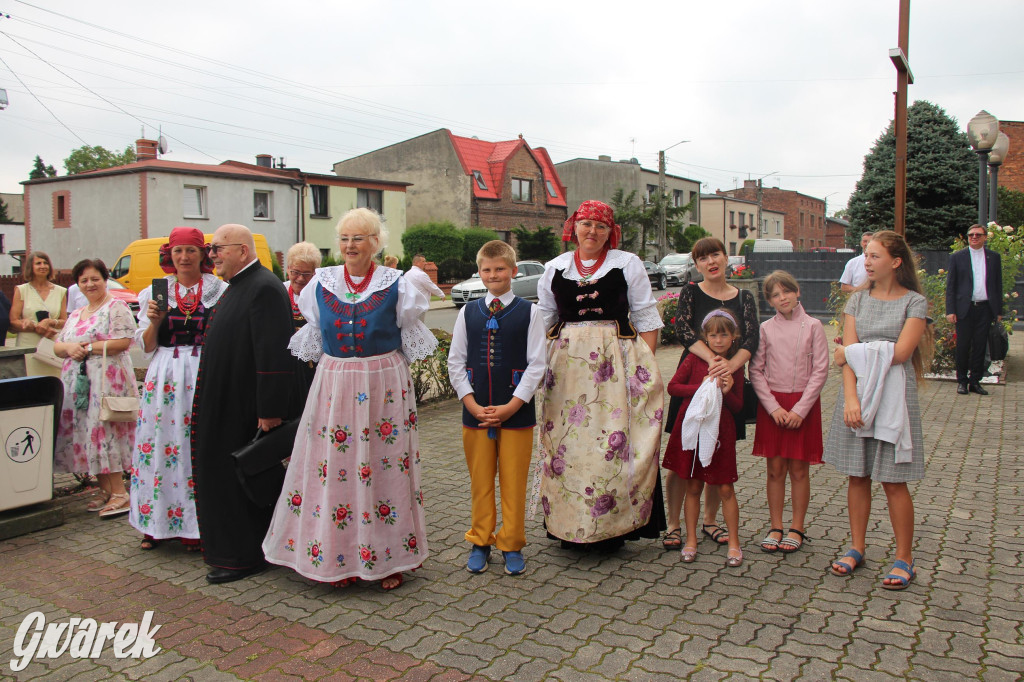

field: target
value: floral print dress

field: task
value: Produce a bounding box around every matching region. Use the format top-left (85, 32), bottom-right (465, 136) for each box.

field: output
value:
top-left (536, 250), bottom-right (665, 544)
top-left (129, 275), bottom-right (227, 541)
top-left (53, 298), bottom-right (137, 475)
top-left (263, 266), bottom-right (437, 582)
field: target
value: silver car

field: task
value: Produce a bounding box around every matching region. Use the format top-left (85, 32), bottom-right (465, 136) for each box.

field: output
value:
top-left (658, 253), bottom-right (693, 285)
top-left (449, 260), bottom-right (546, 308)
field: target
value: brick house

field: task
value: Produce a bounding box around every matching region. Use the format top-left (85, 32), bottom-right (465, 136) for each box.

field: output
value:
top-left (718, 181), bottom-right (826, 251)
top-left (332, 129), bottom-right (567, 244)
top-left (996, 120), bottom-right (1024, 194)
top-left (825, 215), bottom-right (851, 249)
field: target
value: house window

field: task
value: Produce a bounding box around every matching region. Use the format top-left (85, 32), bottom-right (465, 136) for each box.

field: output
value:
top-left (511, 178), bottom-right (532, 203)
top-left (738, 213), bottom-right (745, 227)
top-left (673, 190), bottom-right (684, 207)
top-left (310, 185), bottom-right (328, 217)
top-left (0, 233), bottom-right (5, 254)
top-left (729, 242), bottom-right (736, 255)
top-left (357, 188), bottom-right (383, 214)
top-left (472, 171), bottom-right (488, 190)
top-left (646, 184), bottom-right (658, 202)
top-left (800, 212), bottom-right (805, 227)
top-left (254, 190), bottom-right (273, 220)
top-left (776, 220), bottom-right (781, 235)
top-left (183, 185), bottom-right (206, 219)
top-left (729, 211), bottom-right (735, 227)
top-left (546, 180), bottom-right (557, 198)
top-left (53, 190), bottom-right (71, 228)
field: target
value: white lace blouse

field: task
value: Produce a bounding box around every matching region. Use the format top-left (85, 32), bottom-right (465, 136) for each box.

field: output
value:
top-left (536, 249), bottom-right (664, 333)
top-left (288, 265), bottom-right (438, 364)
top-left (134, 273), bottom-right (228, 359)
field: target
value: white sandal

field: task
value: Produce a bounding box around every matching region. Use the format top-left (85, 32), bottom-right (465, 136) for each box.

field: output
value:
top-left (86, 491), bottom-right (111, 512)
top-left (99, 493), bottom-right (130, 518)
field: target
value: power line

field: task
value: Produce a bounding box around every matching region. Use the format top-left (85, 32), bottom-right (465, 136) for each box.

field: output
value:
top-left (0, 37), bottom-right (86, 144)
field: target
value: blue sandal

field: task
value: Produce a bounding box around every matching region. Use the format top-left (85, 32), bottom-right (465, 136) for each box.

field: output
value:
top-left (881, 559), bottom-right (915, 590)
top-left (829, 548), bottom-right (864, 576)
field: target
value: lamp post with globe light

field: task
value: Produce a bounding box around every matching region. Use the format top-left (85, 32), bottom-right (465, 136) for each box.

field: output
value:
top-left (967, 110), bottom-right (1001, 225)
top-left (987, 132), bottom-right (1010, 224)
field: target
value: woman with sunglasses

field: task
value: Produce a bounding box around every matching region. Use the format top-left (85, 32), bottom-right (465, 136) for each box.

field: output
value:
top-left (129, 227), bottom-right (227, 551)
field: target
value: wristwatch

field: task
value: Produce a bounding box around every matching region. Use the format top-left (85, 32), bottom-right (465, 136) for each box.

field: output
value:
top-left (86, 343), bottom-right (93, 355)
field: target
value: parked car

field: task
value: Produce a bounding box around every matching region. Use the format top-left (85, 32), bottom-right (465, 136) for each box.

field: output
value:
top-left (449, 260), bottom-right (545, 307)
top-left (643, 261), bottom-right (669, 290)
top-left (725, 255), bottom-right (745, 278)
top-left (106, 279), bottom-right (140, 313)
top-left (658, 253), bottom-right (692, 286)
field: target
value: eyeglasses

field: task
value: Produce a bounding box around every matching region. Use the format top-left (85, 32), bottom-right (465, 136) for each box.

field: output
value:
top-left (208, 243), bottom-right (244, 254)
top-left (338, 236), bottom-right (368, 246)
top-left (576, 221), bottom-right (610, 232)
top-left (288, 269), bottom-right (314, 279)
top-left (967, 232), bottom-right (986, 238)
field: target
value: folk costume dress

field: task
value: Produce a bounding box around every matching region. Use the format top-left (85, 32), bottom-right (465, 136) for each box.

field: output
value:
top-left (536, 250), bottom-right (665, 544)
top-left (285, 280), bottom-right (317, 400)
top-left (263, 265), bottom-right (437, 583)
top-left (129, 274), bottom-right (227, 543)
top-left (53, 298), bottom-right (137, 475)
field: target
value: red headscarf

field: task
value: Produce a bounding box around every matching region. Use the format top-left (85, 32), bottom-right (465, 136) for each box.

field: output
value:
top-left (159, 227), bottom-right (214, 273)
top-left (562, 200), bottom-right (621, 249)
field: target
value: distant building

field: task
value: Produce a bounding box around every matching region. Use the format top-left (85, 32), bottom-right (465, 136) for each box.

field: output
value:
top-left (700, 194), bottom-right (761, 256)
top-left (996, 120), bottom-right (1024, 194)
top-left (555, 156), bottom-right (701, 228)
top-left (0, 192), bottom-right (25, 276)
top-left (222, 156), bottom-right (410, 257)
top-left (825, 215), bottom-right (850, 249)
top-left (333, 129), bottom-right (567, 244)
top-left (718, 181), bottom-right (826, 251)
top-left (22, 140), bottom-right (303, 269)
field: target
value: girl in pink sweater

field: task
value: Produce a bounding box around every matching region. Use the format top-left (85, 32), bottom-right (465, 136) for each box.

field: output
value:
top-left (749, 271), bottom-right (829, 554)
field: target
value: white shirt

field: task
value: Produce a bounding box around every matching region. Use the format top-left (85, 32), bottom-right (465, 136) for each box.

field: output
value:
top-left (67, 284), bottom-right (87, 313)
top-left (404, 265), bottom-right (445, 300)
top-left (447, 289), bottom-right (547, 405)
top-left (969, 246), bottom-right (987, 302)
top-left (840, 254), bottom-right (867, 288)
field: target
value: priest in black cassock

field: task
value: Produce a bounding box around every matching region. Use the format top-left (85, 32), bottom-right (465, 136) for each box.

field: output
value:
top-left (191, 223), bottom-right (298, 584)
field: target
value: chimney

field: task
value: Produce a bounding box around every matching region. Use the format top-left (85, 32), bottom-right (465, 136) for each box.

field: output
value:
top-left (256, 154), bottom-right (273, 168)
top-left (743, 180), bottom-right (757, 190)
top-left (598, 155), bottom-right (611, 162)
top-left (136, 139), bottom-right (158, 161)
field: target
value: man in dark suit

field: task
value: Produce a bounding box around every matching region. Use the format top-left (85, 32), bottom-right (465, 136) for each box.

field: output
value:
top-left (945, 224), bottom-right (1002, 395)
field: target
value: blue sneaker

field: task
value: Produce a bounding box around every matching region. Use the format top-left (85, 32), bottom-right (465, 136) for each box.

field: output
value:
top-left (502, 550), bottom-right (526, 576)
top-left (466, 545), bottom-right (490, 573)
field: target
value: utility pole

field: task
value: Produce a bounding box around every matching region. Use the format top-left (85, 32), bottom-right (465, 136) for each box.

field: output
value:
top-left (889, 0), bottom-right (912, 237)
top-left (658, 140), bottom-right (689, 261)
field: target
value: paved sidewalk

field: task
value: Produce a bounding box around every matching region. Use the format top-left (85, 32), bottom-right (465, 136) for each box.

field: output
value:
top-left (2, 331), bottom-right (1022, 680)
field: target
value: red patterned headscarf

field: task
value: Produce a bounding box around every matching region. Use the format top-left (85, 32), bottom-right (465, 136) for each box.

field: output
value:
top-left (562, 200), bottom-right (621, 249)
top-left (159, 226), bottom-right (214, 274)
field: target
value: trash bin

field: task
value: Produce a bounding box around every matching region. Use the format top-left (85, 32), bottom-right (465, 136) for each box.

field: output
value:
top-left (0, 376), bottom-right (63, 512)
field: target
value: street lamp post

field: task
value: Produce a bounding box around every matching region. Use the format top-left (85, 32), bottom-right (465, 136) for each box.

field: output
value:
top-left (967, 110), bottom-right (1000, 225)
top-left (987, 131), bottom-right (1010, 224)
top-left (658, 139), bottom-right (689, 261)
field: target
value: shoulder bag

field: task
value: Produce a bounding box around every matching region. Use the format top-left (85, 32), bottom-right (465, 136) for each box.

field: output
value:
top-left (99, 342), bottom-right (141, 422)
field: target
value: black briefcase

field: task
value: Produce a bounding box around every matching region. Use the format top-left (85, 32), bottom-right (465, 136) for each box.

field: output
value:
top-left (229, 421), bottom-right (299, 508)
top-left (989, 322), bottom-right (1009, 362)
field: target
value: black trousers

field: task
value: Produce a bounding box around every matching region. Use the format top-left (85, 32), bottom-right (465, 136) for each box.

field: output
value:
top-left (955, 303), bottom-right (994, 384)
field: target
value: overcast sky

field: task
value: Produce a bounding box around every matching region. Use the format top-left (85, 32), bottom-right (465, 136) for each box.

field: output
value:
top-left (2, 0), bottom-right (1022, 216)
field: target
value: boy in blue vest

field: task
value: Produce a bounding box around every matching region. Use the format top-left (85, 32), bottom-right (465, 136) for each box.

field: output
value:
top-left (447, 241), bottom-right (547, 575)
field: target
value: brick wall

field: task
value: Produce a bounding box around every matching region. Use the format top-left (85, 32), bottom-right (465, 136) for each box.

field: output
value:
top-left (720, 182), bottom-right (826, 251)
top-left (472, 146), bottom-right (567, 245)
top-left (997, 121), bottom-right (1024, 194)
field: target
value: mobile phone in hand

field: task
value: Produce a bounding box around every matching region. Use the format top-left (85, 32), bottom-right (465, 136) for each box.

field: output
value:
top-left (35, 310), bottom-right (50, 322)
top-left (152, 278), bottom-right (169, 311)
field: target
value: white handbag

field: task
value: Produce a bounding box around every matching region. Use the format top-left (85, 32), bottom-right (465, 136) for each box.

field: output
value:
top-left (98, 342), bottom-right (140, 423)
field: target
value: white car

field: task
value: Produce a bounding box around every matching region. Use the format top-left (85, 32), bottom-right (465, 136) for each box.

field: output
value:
top-left (449, 260), bottom-right (545, 308)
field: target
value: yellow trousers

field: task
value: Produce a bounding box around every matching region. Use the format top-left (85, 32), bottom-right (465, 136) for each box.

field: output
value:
top-left (462, 426), bottom-right (534, 552)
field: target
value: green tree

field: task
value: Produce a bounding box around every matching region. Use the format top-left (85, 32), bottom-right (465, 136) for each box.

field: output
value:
top-left (674, 225), bottom-right (710, 254)
top-left (63, 145), bottom-right (136, 174)
top-left (996, 186), bottom-right (1024, 230)
top-left (400, 221), bottom-right (464, 263)
top-left (0, 197), bottom-right (10, 223)
top-left (608, 187), bottom-right (692, 259)
top-left (460, 226), bottom-right (498, 262)
top-left (28, 155), bottom-right (57, 180)
top-left (847, 100), bottom-right (976, 249)
top-left (512, 225), bottom-right (560, 262)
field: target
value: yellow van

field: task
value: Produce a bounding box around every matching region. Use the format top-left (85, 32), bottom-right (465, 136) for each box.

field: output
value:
top-left (110, 234), bottom-right (276, 293)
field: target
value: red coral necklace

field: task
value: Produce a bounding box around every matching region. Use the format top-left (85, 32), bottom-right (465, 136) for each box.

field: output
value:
top-left (343, 262), bottom-right (375, 301)
top-left (176, 279), bottom-right (202, 321)
top-left (574, 248), bottom-right (608, 280)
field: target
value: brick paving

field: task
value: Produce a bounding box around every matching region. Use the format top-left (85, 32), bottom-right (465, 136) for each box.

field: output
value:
top-left (2, 328), bottom-right (1022, 680)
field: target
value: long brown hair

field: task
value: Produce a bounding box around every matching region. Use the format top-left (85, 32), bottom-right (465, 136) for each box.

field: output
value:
top-left (868, 230), bottom-right (934, 380)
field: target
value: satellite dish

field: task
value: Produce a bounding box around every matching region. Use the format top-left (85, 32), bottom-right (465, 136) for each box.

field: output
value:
top-left (157, 136), bottom-right (168, 155)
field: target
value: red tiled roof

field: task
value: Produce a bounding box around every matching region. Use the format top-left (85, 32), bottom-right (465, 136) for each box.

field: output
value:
top-left (446, 131), bottom-right (567, 207)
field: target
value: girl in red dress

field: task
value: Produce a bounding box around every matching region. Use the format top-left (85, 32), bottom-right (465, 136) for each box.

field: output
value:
top-left (663, 309), bottom-right (745, 567)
